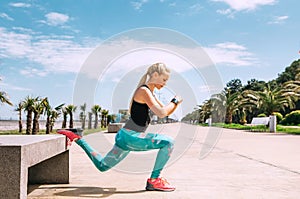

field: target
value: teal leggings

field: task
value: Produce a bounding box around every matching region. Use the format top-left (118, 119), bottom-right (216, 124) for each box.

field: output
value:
top-left (76, 128), bottom-right (174, 178)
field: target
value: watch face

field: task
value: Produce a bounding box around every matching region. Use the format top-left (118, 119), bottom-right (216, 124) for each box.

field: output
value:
top-left (171, 98), bottom-right (178, 104)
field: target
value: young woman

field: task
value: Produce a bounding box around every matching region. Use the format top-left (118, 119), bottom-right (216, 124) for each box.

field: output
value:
top-left (58, 62), bottom-right (183, 191)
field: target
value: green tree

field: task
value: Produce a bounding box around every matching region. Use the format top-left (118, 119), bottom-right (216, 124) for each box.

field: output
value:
top-left (0, 91), bottom-right (13, 106)
top-left (32, 97), bottom-right (48, 134)
top-left (22, 96), bottom-right (38, 134)
top-left (61, 107), bottom-right (68, 128)
top-left (79, 103), bottom-right (87, 129)
top-left (243, 79), bottom-right (266, 92)
top-left (242, 82), bottom-right (299, 116)
top-left (88, 112), bottom-right (92, 129)
top-left (211, 90), bottom-right (240, 124)
top-left (196, 100), bottom-right (212, 123)
top-left (14, 102), bottom-right (23, 133)
top-left (44, 99), bottom-right (64, 134)
top-left (66, 104), bottom-right (77, 128)
top-left (225, 78), bottom-right (243, 95)
top-left (0, 78), bottom-right (13, 107)
top-left (101, 109), bottom-right (109, 128)
top-left (91, 105), bottom-right (101, 129)
top-left (276, 59), bottom-right (300, 84)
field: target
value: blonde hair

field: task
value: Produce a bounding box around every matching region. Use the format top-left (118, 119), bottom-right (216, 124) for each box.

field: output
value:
top-left (129, 63), bottom-right (170, 111)
top-left (136, 62), bottom-right (170, 89)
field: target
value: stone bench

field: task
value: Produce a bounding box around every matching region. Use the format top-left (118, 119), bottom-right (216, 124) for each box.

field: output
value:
top-left (107, 123), bottom-right (124, 133)
top-left (0, 135), bottom-right (69, 199)
top-left (249, 117), bottom-right (270, 132)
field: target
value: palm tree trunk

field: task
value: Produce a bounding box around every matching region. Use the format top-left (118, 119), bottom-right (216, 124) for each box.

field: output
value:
top-left (18, 110), bottom-right (22, 133)
top-left (81, 115), bottom-right (86, 129)
top-left (32, 112), bottom-right (39, 134)
top-left (82, 118), bottom-right (86, 129)
top-left (26, 110), bottom-right (32, 135)
top-left (225, 111), bottom-right (233, 124)
top-left (62, 113), bottom-right (67, 128)
top-left (69, 113), bottom-right (73, 128)
top-left (46, 115), bottom-right (51, 134)
top-left (101, 115), bottom-right (104, 128)
top-left (94, 113), bottom-right (98, 129)
top-left (88, 112), bottom-right (92, 129)
top-left (104, 115), bottom-right (107, 128)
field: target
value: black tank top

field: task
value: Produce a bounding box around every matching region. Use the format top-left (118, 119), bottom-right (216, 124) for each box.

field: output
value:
top-left (130, 85), bottom-right (151, 126)
top-left (123, 85), bottom-right (151, 132)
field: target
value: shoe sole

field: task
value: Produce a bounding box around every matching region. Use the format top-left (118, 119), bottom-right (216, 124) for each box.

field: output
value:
top-left (146, 186), bottom-right (175, 192)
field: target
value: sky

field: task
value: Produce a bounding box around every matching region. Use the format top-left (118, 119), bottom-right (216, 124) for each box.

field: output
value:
top-left (0, 0), bottom-right (300, 120)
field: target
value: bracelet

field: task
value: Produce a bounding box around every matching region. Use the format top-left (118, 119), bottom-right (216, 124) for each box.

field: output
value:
top-left (171, 98), bottom-right (179, 105)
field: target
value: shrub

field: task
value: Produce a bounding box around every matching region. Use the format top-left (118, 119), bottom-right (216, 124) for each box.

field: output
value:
top-left (281, 110), bottom-right (300, 125)
top-left (272, 112), bottom-right (283, 123)
top-left (257, 113), bottom-right (267, 117)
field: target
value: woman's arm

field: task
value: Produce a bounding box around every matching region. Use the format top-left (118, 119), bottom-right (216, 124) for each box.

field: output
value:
top-left (154, 95), bottom-right (164, 108)
top-left (134, 87), bottom-right (182, 118)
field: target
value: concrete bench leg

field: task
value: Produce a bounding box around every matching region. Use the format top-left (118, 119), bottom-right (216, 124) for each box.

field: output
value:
top-left (0, 148), bottom-right (69, 199)
top-left (28, 150), bottom-right (70, 184)
top-left (0, 146), bottom-right (26, 199)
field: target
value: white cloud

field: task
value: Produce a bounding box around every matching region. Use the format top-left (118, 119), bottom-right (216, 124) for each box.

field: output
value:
top-left (0, 13), bottom-right (14, 21)
top-left (20, 67), bottom-right (48, 77)
top-left (0, 27), bottom-right (32, 57)
top-left (212, 0), bottom-right (276, 11)
top-left (204, 42), bottom-right (257, 66)
top-left (0, 27), bottom-right (98, 75)
top-left (216, 8), bottom-right (231, 15)
top-left (189, 3), bottom-right (203, 14)
top-left (0, 27), bottom-right (257, 80)
top-left (130, 0), bottom-right (148, 10)
top-left (268, 15), bottom-right (289, 24)
top-left (45, 12), bottom-right (70, 26)
top-left (9, 2), bottom-right (31, 8)
top-left (78, 38), bottom-right (258, 83)
top-left (0, 82), bottom-right (32, 91)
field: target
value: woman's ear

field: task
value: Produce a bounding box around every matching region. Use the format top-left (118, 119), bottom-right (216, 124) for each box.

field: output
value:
top-left (152, 71), bottom-right (159, 78)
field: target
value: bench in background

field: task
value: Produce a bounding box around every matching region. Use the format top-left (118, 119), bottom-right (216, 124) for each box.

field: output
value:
top-left (107, 123), bottom-right (124, 133)
top-left (249, 117), bottom-right (270, 132)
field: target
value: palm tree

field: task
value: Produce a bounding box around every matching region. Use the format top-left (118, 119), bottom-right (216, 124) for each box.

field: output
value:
top-left (91, 105), bottom-right (101, 129)
top-left (23, 96), bottom-right (37, 134)
top-left (61, 107), bottom-right (68, 128)
top-left (44, 99), bottom-right (64, 134)
top-left (88, 112), bottom-right (92, 129)
top-left (0, 91), bottom-right (13, 106)
top-left (211, 91), bottom-right (240, 124)
top-left (101, 109), bottom-right (109, 128)
top-left (283, 80), bottom-right (300, 95)
top-left (0, 78), bottom-right (13, 107)
top-left (196, 100), bottom-right (212, 123)
top-left (32, 97), bottom-right (48, 134)
top-left (65, 104), bottom-right (77, 128)
top-left (14, 102), bottom-right (23, 133)
top-left (79, 103), bottom-right (87, 129)
top-left (50, 109), bottom-right (61, 133)
top-left (242, 82), bottom-right (299, 116)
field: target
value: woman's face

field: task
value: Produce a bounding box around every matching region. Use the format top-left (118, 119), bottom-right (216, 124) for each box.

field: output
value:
top-left (153, 72), bottom-right (170, 90)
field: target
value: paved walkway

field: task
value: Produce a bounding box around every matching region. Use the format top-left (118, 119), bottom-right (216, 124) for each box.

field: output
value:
top-left (28, 123), bottom-right (300, 199)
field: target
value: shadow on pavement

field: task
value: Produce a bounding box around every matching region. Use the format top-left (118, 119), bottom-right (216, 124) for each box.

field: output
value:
top-left (29, 185), bottom-right (146, 198)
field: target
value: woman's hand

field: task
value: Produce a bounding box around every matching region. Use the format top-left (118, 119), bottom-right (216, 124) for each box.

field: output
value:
top-left (175, 95), bottom-right (183, 104)
top-left (171, 95), bottom-right (183, 105)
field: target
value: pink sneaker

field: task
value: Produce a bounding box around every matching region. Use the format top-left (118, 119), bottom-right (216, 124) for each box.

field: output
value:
top-left (146, 177), bottom-right (175, 192)
top-left (57, 129), bottom-right (81, 142)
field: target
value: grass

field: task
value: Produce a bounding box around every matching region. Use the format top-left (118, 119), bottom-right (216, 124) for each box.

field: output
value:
top-left (277, 125), bottom-right (300, 135)
top-left (200, 123), bottom-right (300, 135)
top-left (0, 127), bottom-right (107, 136)
top-left (82, 127), bottom-right (107, 136)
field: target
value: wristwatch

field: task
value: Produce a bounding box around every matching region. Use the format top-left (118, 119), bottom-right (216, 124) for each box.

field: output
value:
top-left (171, 98), bottom-right (179, 105)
